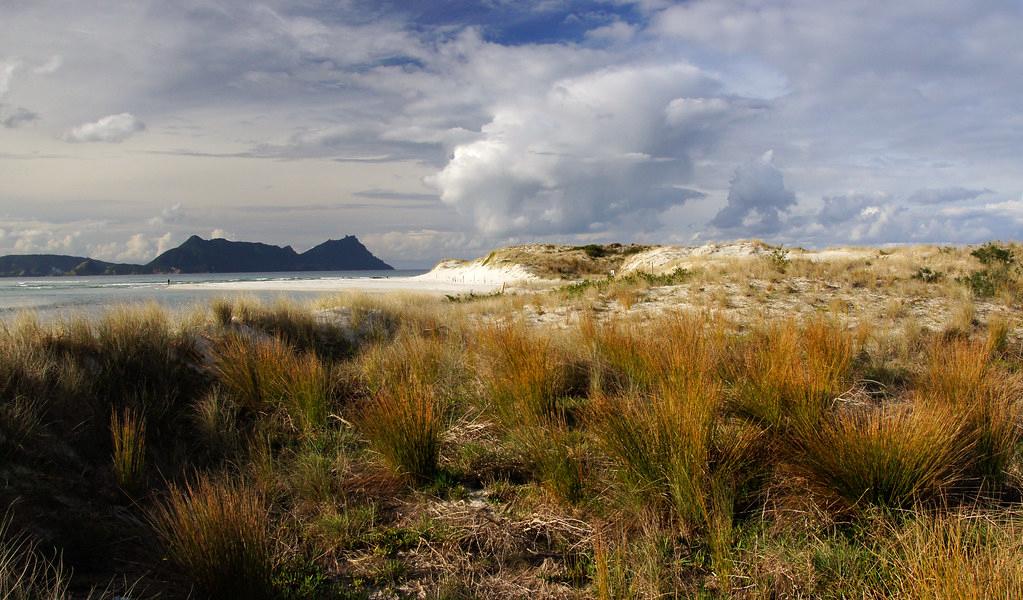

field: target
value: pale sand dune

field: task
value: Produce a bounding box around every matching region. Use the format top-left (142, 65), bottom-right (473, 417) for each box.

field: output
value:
top-left (414, 259), bottom-right (540, 285)
top-left (172, 276), bottom-right (504, 295)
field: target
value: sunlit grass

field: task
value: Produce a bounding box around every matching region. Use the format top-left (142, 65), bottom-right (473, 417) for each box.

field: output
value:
top-left (359, 376), bottom-right (445, 483)
top-left (730, 317), bottom-right (855, 430)
top-left (150, 474), bottom-right (278, 600)
top-left (888, 512), bottom-right (1023, 599)
top-left (0, 515), bottom-right (70, 600)
top-left (789, 404), bottom-right (972, 509)
top-left (110, 406), bottom-right (146, 494)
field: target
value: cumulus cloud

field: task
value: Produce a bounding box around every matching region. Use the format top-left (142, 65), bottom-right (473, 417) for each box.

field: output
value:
top-left (710, 151), bottom-right (796, 234)
top-left (91, 232), bottom-right (175, 263)
top-left (12, 228), bottom-right (79, 254)
top-left (433, 63), bottom-right (748, 236)
top-left (148, 203), bottom-right (186, 226)
top-left (362, 229), bottom-right (483, 266)
top-left (817, 192), bottom-right (888, 225)
top-left (0, 59), bottom-right (19, 97)
top-left (63, 113), bottom-right (146, 143)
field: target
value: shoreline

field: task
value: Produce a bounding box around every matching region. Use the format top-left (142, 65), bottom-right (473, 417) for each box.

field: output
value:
top-left (170, 275), bottom-right (506, 295)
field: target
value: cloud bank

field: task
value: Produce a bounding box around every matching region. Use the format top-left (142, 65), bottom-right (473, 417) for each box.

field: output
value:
top-left (0, 1), bottom-right (1022, 266)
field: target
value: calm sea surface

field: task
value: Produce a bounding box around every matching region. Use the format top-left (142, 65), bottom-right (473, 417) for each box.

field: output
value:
top-left (0, 270), bottom-right (426, 322)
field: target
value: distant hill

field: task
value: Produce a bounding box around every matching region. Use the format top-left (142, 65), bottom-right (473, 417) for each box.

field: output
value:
top-left (147, 235), bottom-right (302, 273)
top-left (0, 235), bottom-right (392, 277)
top-left (0, 254), bottom-right (146, 277)
top-left (296, 237), bottom-right (392, 271)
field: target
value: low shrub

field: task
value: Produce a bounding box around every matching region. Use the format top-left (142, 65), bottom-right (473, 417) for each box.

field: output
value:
top-left (958, 243), bottom-right (1018, 298)
top-left (912, 267), bottom-right (942, 283)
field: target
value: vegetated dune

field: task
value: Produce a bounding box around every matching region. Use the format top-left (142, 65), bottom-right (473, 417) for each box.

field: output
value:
top-left (418, 240), bottom-right (952, 284)
top-left (4, 240), bottom-right (1023, 599)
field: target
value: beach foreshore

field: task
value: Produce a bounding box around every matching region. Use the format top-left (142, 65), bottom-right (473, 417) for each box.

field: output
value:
top-left (170, 275), bottom-right (506, 295)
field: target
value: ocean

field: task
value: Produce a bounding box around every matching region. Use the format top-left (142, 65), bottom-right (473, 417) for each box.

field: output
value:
top-left (0, 270), bottom-right (427, 322)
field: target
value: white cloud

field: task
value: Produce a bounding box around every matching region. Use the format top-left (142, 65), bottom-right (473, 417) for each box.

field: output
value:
top-left (710, 151), bottom-right (796, 234)
top-left (817, 192), bottom-right (888, 225)
top-left (584, 20), bottom-right (637, 43)
top-left (433, 62), bottom-right (745, 236)
top-left (91, 232), bottom-right (175, 263)
top-left (148, 202), bottom-right (186, 226)
top-left (0, 59), bottom-right (20, 97)
top-left (12, 229), bottom-right (79, 254)
top-left (33, 55), bottom-right (62, 75)
top-left (63, 112), bottom-right (146, 143)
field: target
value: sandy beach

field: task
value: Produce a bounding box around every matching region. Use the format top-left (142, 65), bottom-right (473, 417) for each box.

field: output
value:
top-left (170, 275), bottom-right (507, 295)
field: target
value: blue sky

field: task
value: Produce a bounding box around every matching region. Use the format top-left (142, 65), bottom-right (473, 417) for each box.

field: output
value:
top-left (1, 1), bottom-right (1022, 267)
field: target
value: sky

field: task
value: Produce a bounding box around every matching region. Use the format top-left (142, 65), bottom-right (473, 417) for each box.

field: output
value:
top-left (1, 1), bottom-right (1021, 268)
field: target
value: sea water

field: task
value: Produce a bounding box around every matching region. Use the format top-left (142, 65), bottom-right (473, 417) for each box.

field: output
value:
top-left (0, 270), bottom-right (427, 322)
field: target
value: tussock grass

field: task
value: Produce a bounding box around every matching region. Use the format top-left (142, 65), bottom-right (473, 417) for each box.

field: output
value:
top-left (582, 312), bottom-right (725, 395)
top-left (887, 512), bottom-right (1023, 599)
top-left (5, 245), bottom-right (1023, 597)
top-left (360, 330), bottom-right (464, 400)
top-left (360, 377), bottom-right (446, 483)
top-left (476, 323), bottom-right (584, 426)
top-left (919, 337), bottom-right (1023, 485)
top-left (0, 396), bottom-right (43, 459)
top-left (591, 381), bottom-right (761, 577)
top-left (193, 389), bottom-right (242, 459)
top-left (213, 334), bottom-right (332, 437)
top-left (474, 323), bottom-right (591, 500)
top-left (150, 474), bottom-right (278, 600)
top-left (110, 407), bottom-right (146, 494)
top-left (789, 404), bottom-right (972, 509)
top-left (730, 318), bottom-right (855, 429)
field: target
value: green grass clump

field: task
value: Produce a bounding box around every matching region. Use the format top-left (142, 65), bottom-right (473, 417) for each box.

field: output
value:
top-left (150, 474), bottom-right (279, 600)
